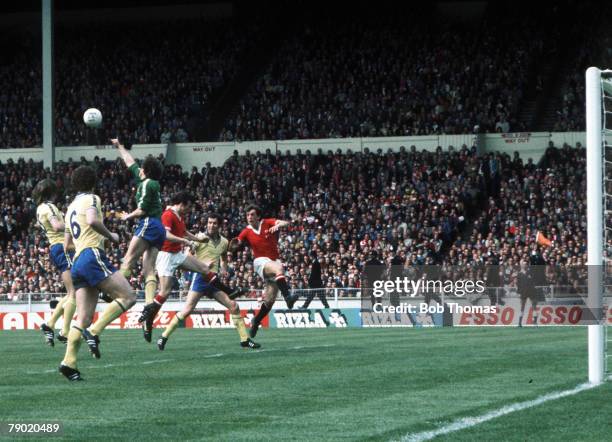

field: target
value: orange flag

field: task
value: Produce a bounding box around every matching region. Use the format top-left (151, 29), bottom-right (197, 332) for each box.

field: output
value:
top-left (536, 231), bottom-right (552, 247)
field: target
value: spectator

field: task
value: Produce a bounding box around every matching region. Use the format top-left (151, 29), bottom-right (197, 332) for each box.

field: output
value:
top-left (301, 251), bottom-right (329, 309)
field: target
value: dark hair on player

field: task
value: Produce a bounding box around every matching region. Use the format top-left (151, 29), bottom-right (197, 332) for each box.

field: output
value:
top-left (32, 179), bottom-right (59, 204)
top-left (245, 203), bottom-right (261, 216)
top-left (207, 212), bottom-right (222, 223)
top-left (171, 190), bottom-right (192, 206)
top-left (142, 155), bottom-right (164, 181)
top-left (71, 166), bottom-right (97, 192)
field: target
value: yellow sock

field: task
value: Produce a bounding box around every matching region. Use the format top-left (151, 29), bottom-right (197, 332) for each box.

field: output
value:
top-left (47, 296), bottom-right (67, 329)
top-left (120, 267), bottom-right (132, 279)
top-left (144, 275), bottom-right (157, 304)
top-left (61, 297), bottom-right (77, 337)
top-left (232, 313), bottom-right (249, 342)
top-left (162, 313), bottom-right (184, 338)
top-left (61, 326), bottom-right (83, 369)
top-left (89, 300), bottom-right (126, 336)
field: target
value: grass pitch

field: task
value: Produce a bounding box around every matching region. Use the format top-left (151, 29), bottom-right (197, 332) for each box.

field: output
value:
top-left (0, 327), bottom-right (609, 441)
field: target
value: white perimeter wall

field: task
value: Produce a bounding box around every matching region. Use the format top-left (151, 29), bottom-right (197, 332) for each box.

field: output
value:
top-left (0, 132), bottom-right (589, 170)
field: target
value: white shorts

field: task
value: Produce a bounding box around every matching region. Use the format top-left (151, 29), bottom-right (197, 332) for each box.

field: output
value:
top-left (156, 251), bottom-right (187, 277)
top-left (253, 257), bottom-right (282, 281)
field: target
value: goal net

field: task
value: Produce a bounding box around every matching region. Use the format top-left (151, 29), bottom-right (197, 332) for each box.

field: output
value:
top-left (586, 67), bottom-right (611, 384)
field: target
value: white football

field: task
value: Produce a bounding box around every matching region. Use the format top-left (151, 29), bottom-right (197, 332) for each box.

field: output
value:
top-left (83, 108), bottom-right (103, 128)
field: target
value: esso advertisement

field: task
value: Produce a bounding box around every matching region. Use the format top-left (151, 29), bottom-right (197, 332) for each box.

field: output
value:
top-left (454, 304), bottom-right (608, 326)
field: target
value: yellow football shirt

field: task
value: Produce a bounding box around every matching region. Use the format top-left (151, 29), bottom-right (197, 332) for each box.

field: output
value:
top-left (65, 193), bottom-right (105, 258)
top-left (194, 234), bottom-right (228, 273)
top-left (36, 203), bottom-right (65, 246)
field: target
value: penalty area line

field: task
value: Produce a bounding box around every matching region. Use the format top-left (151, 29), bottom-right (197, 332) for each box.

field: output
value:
top-left (396, 378), bottom-right (611, 442)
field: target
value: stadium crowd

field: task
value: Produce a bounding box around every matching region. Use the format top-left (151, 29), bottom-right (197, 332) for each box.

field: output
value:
top-left (0, 141), bottom-right (586, 301)
top-left (218, 11), bottom-right (547, 141)
top-left (3, 4), bottom-right (606, 151)
top-left (0, 20), bottom-right (256, 149)
top-left (447, 143), bottom-right (586, 267)
top-left (0, 29), bottom-right (42, 149)
top-left (553, 34), bottom-right (607, 132)
top-left (552, 2), bottom-right (610, 132)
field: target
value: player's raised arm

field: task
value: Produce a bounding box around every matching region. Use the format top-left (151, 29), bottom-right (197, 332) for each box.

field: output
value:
top-left (184, 230), bottom-right (203, 243)
top-left (165, 230), bottom-right (195, 247)
top-left (269, 219), bottom-right (289, 233)
top-left (111, 138), bottom-right (136, 169)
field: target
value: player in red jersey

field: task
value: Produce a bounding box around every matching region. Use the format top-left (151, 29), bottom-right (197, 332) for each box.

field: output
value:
top-left (229, 204), bottom-right (296, 338)
top-left (138, 191), bottom-right (239, 342)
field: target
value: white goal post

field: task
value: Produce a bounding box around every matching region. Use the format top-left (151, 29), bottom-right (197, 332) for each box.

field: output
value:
top-left (586, 66), bottom-right (607, 385)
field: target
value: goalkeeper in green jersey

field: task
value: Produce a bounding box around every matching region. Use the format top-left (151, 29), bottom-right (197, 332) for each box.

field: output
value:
top-left (111, 138), bottom-right (166, 341)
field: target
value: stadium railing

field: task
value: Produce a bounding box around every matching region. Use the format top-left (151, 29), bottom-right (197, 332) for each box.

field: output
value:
top-left (0, 288), bottom-right (364, 311)
top-left (4, 285), bottom-right (609, 311)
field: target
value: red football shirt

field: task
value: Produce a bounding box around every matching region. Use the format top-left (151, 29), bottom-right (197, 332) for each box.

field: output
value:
top-left (237, 218), bottom-right (280, 260)
top-left (161, 208), bottom-right (186, 253)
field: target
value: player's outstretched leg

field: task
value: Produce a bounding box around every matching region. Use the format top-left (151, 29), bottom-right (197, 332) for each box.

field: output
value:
top-left (139, 294), bottom-right (166, 343)
top-left (250, 292), bottom-right (274, 339)
top-left (42, 296), bottom-right (68, 346)
top-left (157, 335), bottom-right (168, 350)
top-left (81, 328), bottom-right (101, 359)
top-left (274, 275), bottom-right (297, 310)
top-left (47, 295), bottom-right (67, 330)
top-left (139, 272), bottom-right (171, 342)
top-left (120, 236), bottom-right (149, 283)
top-left (98, 293), bottom-right (114, 303)
top-left (238, 315), bottom-right (260, 348)
top-left (210, 287), bottom-right (260, 349)
top-left (157, 281), bottom-right (201, 350)
top-left (142, 247), bottom-right (160, 305)
top-left (59, 362), bottom-right (83, 381)
top-left (251, 283), bottom-right (279, 338)
top-left (157, 311), bottom-right (185, 351)
top-left (181, 255), bottom-right (240, 298)
top-left (274, 275), bottom-right (296, 309)
top-left (263, 261), bottom-right (296, 309)
top-left (249, 302), bottom-right (271, 338)
top-left (59, 326), bottom-right (84, 381)
top-left (120, 237), bottom-right (159, 341)
top-left (58, 296), bottom-right (76, 344)
top-left (58, 269), bottom-right (77, 344)
top-left (240, 335), bottom-right (261, 349)
top-left (227, 286), bottom-right (248, 300)
top-left (85, 273), bottom-right (136, 358)
top-left (41, 323), bottom-right (56, 347)
top-left (59, 286), bottom-right (98, 381)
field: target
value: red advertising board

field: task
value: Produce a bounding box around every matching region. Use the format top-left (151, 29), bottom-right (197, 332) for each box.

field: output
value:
top-left (454, 304), bottom-right (611, 326)
top-left (0, 309), bottom-right (265, 330)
